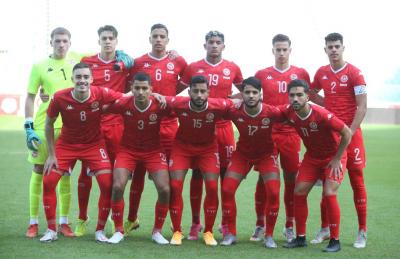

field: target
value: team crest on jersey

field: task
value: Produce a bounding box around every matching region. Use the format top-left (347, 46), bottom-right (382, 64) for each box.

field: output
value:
top-left (262, 118), bottom-right (270, 126)
top-left (144, 63), bottom-right (151, 68)
top-left (149, 113), bottom-right (158, 121)
top-left (91, 101), bottom-right (100, 109)
top-left (66, 105), bottom-right (74, 110)
top-left (290, 74), bottom-right (298, 80)
top-left (196, 69), bottom-right (205, 73)
top-left (223, 68), bottom-right (231, 76)
top-left (206, 112), bottom-right (215, 122)
top-left (167, 62), bottom-right (174, 70)
top-left (309, 121), bottom-right (318, 130)
top-left (340, 75), bottom-right (348, 83)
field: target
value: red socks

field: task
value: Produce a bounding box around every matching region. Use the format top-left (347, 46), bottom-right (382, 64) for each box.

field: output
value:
top-left (264, 179), bottom-right (280, 237)
top-left (284, 182), bottom-right (295, 228)
top-left (127, 165), bottom-right (146, 222)
top-left (203, 179), bottom-right (219, 233)
top-left (43, 171), bottom-right (62, 231)
top-left (294, 194), bottom-right (308, 236)
top-left (153, 202), bottom-right (169, 232)
top-left (111, 199), bottom-right (125, 233)
top-left (169, 179), bottom-right (184, 232)
top-left (254, 176), bottom-right (266, 227)
top-left (77, 169), bottom-right (92, 221)
top-left (95, 173), bottom-right (112, 231)
top-left (221, 177), bottom-right (240, 235)
top-left (190, 170), bottom-right (203, 225)
top-left (348, 169), bottom-right (367, 231)
top-left (325, 194), bottom-right (340, 239)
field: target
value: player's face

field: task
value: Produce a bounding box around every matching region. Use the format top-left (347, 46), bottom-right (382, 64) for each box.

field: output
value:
top-left (289, 86), bottom-right (309, 111)
top-left (150, 28), bottom-right (169, 52)
top-left (272, 41), bottom-right (291, 65)
top-left (132, 80), bottom-right (152, 102)
top-left (242, 85), bottom-right (261, 108)
top-left (50, 34), bottom-right (71, 59)
top-left (204, 36), bottom-right (225, 59)
top-left (72, 68), bottom-right (93, 93)
top-left (325, 40), bottom-right (344, 63)
top-left (99, 31), bottom-right (118, 55)
top-left (189, 83), bottom-right (209, 108)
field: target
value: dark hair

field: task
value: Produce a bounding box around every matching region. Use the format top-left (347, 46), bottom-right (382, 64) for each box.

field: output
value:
top-left (50, 27), bottom-right (71, 39)
top-left (272, 34), bottom-right (291, 46)
top-left (288, 79), bottom-right (309, 93)
top-left (151, 23), bottom-right (169, 35)
top-left (72, 62), bottom-right (91, 73)
top-left (133, 72), bottom-right (151, 84)
top-left (98, 25), bottom-right (118, 38)
top-left (205, 30), bottom-right (224, 42)
top-left (242, 76), bottom-right (262, 92)
top-left (325, 32), bottom-right (343, 44)
top-left (189, 75), bottom-right (209, 88)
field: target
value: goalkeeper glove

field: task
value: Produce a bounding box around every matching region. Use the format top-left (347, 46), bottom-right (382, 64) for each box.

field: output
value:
top-left (115, 50), bottom-right (134, 70)
top-left (24, 119), bottom-right (42, 151)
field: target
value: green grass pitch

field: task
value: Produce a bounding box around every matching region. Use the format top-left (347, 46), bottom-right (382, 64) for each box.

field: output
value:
top-left (0, 116), bottom-right (399, 258)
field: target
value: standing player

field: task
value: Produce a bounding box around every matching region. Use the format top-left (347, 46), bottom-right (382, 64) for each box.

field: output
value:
top-left (75, 25), bottom-right (134, 236)
top-left (220, 77), bottom-right (283, 248)
top-left (124, 23), bottom-right (187, 235)
top-left (253, 34), bottom-right (311, 242)
top-left (310, 33), bottom-right (368, 248)
top-left (168, 75), bottom-right (234, 246)
top-left (282, 79), bottom-right (351, 252)
top-left (24, 27), bottom-right (81, 238)
top-left (178, 30), bottom-right (243, 240)
top-left (41, 62), bottom-right (123, 242)
top-left (106, 73), bottom-right (171, 244)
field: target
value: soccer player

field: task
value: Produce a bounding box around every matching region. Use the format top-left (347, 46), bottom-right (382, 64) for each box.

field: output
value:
top-left (41, 62), bottom-right (123, 242)
top-left (309, 33), bottom-right (368, 248)
top-left (74, 25), bottom-right (134, 237)
top-left (282, 79), bottom-right (351, 252)
top-left (106, 72), bottom-right (171, 244)
top-left (220, 77), bottom-right (284, 248)
top-left (169, 75), bottom-right (235, 246)
top-left (178, 30), bottom-right (243, 240)
top-left (24, 27), bottom-right (81, 238)
top-left (253, 34), bottom-right (311, 242)
top-left (124, 23), bottom-right (187, 235)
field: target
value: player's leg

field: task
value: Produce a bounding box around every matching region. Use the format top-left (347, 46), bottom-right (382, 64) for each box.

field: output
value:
top-left (94, 169), bottom-right (113, 243)
top-left (251, 175), bottom-right (266, 241)
top-left (188, 168), bottom-right (203, 240)
top-left (347, 129), bottom-right (367, 248)
top-left (259, 154), bottom-right (280, 249)
top-left (26, 164), bottom-right (43, 238)
top-left (74, 166), bottom-right (92, 236)
top-left (311, 193), bottom-right (330, 244)
top-left (284, 154), bottom-right (319, 249)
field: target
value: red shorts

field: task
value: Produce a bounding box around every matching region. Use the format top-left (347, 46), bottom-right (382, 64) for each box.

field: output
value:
top-left (216, 122), bottom-right (235, 168)
top-left (297, 152), bottom-right (347, 184)
top-left (55, 140), bottom-right (111, 173)
top-left (272, 132), bottom-right (301, 173)
top-left (114, 146), bottom-right (168, 173)
top-left (160, 119), bottom-right (178, 159)
top-left (346, 128), bottom-right (366, 170)
top-left (169, 140), bottom-right (220, 174)
top-left (228, 150), bottom-right (279, 176)
top-left (101, 123), bottom-right (124, 161)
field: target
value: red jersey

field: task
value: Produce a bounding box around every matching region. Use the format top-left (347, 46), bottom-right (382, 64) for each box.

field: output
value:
top-left (181, 59), bottom-right (243, 126)
top-left (168, 96), bottom-right (232, 145)
top-left (107, 96), bottom-right (170, 151)
top-left (255, 65), bottom-right (310, 134)
top-left (81, 54), bottom-right (130, 125)
top-left (282, 104), bottom-right (345, 159)
top-left (47, 86), bottom-right (122, 144)
top-left (226, 103), bottom-right (285, 160)
top-left (311, 63), bottom-right (366, 126)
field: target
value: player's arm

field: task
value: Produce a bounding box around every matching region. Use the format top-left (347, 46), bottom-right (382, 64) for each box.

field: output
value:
top-left (176, 81), bottom-right (188, 95)
top-left (308, 89), bottom-right (324, 106)
top-left (44, 115), bottom-right (58, 175)
top-left (349, 90), bottom-right (367, 135)
top-left (327, 124), bottom-right (352, 180)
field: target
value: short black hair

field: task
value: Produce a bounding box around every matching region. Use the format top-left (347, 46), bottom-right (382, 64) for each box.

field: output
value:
top-left (72, 62), bottom-right (91, 73)
top-left (98, 25), bottom-right (118, 38)
top-left (325, 32), bottom-right (343, 44)
top-left (242, 76), bottom-right (262, 92)
top-left (133, 72), bottom-right (151, 84)
top-left (288, 79), bottom-right (309, 93)
top-left (189, 75), bottom-right (209, 88)
top-left (151, 23), bottom-right (169, 35)
top-left (272, 34), bottom-right (291, 46)
top-left (50, 27), bottom-right (71, 39)
top-left (205, 30), bottom-right (224, 43)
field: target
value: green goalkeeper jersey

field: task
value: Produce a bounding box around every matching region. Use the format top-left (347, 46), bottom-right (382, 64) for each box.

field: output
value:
top-left (27, 52), bottom-right (85, 130)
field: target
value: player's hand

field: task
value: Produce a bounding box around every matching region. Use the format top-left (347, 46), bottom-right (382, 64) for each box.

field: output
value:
top-left (24, 119), bottom-right (42, 151)
top-left (327, 158), bottom-right (343, 181)
top-left (115, 50), bottom-right (134, 70)
top-left (167, 50), bottom-right (179, 60)
top-left (152, 93), bottom-right (167, 109)
top-left (44, 155), bottom-right (58, 175)
top-left (39, 88), bottom-right (50, 102)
